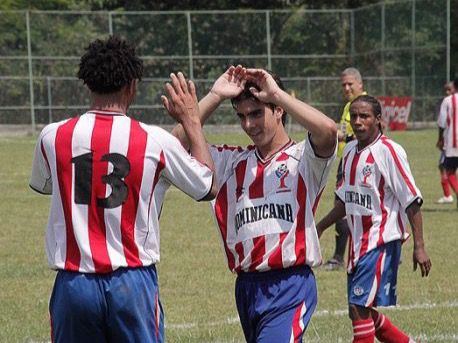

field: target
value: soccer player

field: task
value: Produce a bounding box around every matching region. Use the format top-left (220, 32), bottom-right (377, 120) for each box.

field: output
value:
top-left (437, 78), bottom-right (458, 208)
top-left (165, 66), bottom-right (337, 342)
top-left (316, 95), bottom-right (432, 343)
top-left (323, 67), bottom-right (367, 271)
top-left (29, 36), bottom-right (217, 343)
top-left (436, 80), bottom-right (457, 204)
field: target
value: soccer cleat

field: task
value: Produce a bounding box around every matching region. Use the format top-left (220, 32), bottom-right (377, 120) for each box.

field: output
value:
top-left (323, 258), bottom-right (344, 271)
top-left (435, 195), bottom-right (453, 204)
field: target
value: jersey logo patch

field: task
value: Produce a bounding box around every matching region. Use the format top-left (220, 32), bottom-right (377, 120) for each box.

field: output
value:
top-left (360, 165), bottom-right (373, 187)
top-left (275, 163), bottom-right (290, 193)
top-left (353, 285), bottom-right (364, 296)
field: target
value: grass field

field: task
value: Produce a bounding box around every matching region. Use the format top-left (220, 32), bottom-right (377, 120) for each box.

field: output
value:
top-left (1, 128), bottom-right (457, 342)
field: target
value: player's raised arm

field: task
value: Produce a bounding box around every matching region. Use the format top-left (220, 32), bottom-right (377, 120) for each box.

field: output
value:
top-left (168, 65), bottom-right (246, 149)
top-left (405, 202), bottom-right (432, 277)
top-left (161, 72), bottom-right (217, 200)
top-left (245, 68), bottom-right (337, 157)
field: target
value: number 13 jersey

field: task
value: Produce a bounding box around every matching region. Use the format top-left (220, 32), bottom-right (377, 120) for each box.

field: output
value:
top-left (30, 111), bottom-right (213, 273)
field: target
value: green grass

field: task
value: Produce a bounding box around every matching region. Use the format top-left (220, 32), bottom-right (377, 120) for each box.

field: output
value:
top-left (0, 129), bottom-right (457, 342)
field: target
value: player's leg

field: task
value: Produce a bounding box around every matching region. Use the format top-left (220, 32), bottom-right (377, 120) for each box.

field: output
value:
top-left (106, 265), bottom-right (164, 343)
top-left (235, 275), bottom-right (257, 343)
top-left (444, 158), bottom-right (458, 194)
top-left (370, 240), bottom-right (416, 343)
top-left (49, 270), bottom-right (108, 343)
top-left (347, 241), bottom-right (402, 343)
top-left (348, 304), bottom-right (374, 343)
top-left (371, 309), bottom-right (415, 343)
top-left (335, 218), bottom-right (349, 261)
top-left (324, 159), bottom-right (348, 270)
top-left (436, 152), bottom-right (453, 203)
top-left (236, 266), bottom-right (317, 343)
top-left (258, 266), bottom-right (317, 343)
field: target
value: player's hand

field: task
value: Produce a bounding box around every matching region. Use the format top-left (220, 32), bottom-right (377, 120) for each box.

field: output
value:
top-left (245, 68), bottom-right (282, 104)
top-left (210, 65), bottom-right (246, 101)
top-left (413, 247), bottom-right (432, 277)
top-left (436, 139), bottom-right (444, 150)
top-left (161, 72), bottom-right (199, 124)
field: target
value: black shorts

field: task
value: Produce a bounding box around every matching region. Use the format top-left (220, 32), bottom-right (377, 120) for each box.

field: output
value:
top-left (443, 157), bottom-right (458, 171)
top-left (439, 151), bottom-right (446, 167)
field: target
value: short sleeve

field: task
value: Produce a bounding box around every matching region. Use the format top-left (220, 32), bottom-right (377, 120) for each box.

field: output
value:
top-left (302, 133), bottom-right (337, 191)
top-left (30, 128), bottom-right (53, 194)
top-left (209, 144), bottom-right (245, 191)
top-left (157, 131), bottom-right (214, 201)
top-left (378, 140), bottom-right (422, 209)
top-left (437, 96), bottom-right (449, 129)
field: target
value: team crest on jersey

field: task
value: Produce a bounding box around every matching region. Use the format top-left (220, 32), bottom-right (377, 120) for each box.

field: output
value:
top-left (353, 285), bottom-right (364, 296)
top-left (360, 165), bottom-right (373, 187)
top-left (275, 163), bottom-right (290, 193)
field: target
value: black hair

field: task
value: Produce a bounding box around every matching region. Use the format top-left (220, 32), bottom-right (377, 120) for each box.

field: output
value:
top-left (77, 35), bottom-right (144, 94)
top-left (454, 78), bottom-right (458, 90)
top-left (350, 94), bottom-right (383, 132)
top-left (230, 70), bottom-right (288, 126)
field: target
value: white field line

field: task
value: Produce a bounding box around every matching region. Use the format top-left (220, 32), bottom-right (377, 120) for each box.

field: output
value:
top-left (167, 300), bottom-right (458, 329)
top-left (26, 301), bottom-right (458, 343)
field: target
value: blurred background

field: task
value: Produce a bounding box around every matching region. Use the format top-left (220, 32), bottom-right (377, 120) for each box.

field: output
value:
top-left (0, 0), bottom-right (456, 129)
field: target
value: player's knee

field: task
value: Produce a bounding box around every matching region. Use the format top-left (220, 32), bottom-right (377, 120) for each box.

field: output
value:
top-left (348, 304), bottom-right (370, 321)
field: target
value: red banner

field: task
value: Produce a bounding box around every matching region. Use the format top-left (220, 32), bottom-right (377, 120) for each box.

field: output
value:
top-left (377, 96), bottom-right (412, 131)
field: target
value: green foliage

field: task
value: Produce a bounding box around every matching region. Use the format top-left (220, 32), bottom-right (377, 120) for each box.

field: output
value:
top-left (0, 0), bottom-right (453, 125)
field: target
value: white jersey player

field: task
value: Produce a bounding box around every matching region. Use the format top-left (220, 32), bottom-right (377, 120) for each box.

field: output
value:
top-left (29, 36), bottom-right (216, 343)
top-left (317, 95), bottom-right (431, 343)
top-left (437, 79), bottom-right (458, 207)
top-left (166, 66), bottom-right (337, 343)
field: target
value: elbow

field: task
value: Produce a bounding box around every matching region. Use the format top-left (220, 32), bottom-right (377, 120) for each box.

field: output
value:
top-left (207, 181), bottom-right (218, 200)
top-left (319, 120), bottom-right (338, 150)
top-left (325, 120), bottom-right (338, 143)
top-left (200, 176), bottom-right (218, 201)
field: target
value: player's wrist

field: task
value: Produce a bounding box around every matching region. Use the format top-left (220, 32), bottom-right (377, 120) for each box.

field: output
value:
top-left (209, 88), bottom-right (226, 103)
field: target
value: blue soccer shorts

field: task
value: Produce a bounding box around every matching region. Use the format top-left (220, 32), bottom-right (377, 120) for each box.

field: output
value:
top-left (235, 265), bottom-right (317, 343)
top-left (49, 265), bottom-right (164, 343)
top-left (347, 239), bottom-right (401, 308)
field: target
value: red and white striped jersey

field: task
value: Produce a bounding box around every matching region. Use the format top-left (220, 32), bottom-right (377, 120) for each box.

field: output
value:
top-left (210, 135), bottom-right (336, 273)
top-left (438, 93), bottom-right (458, 157)
top-left (30, 111), bottom-right (213, 273)
top-left (336, 134), bottom-right (422, 272)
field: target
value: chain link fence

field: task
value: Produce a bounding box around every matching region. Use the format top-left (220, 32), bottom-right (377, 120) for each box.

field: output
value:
top-left (0, 0), bottom-right (451, 130)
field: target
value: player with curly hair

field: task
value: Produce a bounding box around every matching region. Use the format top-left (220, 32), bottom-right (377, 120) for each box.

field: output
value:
top-left (30, 35), bottom-right (217, 343)
top-left (317, 95), bottom-right (431, 343)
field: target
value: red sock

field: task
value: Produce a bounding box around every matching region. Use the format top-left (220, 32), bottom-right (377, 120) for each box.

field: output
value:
top-left (352, 318), bottom-right (375, 343)
top-left (441, 174), bottom-right (451, 197)
top-left (373, 312), bottom-right (411, 343)
top-left (447, 171), bottom-right (458, 193)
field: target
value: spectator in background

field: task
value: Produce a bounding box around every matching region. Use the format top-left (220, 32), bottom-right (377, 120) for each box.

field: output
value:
top-left (437, 78), bottom-right (458, 209)
top-left (323, 67), bottom-right (367, 271)
top-left (435, 80), bottom-right (457, 204)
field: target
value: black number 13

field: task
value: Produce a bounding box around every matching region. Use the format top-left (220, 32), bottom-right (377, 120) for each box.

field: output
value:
top-left (71, 152), bottom-right (130, 209)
